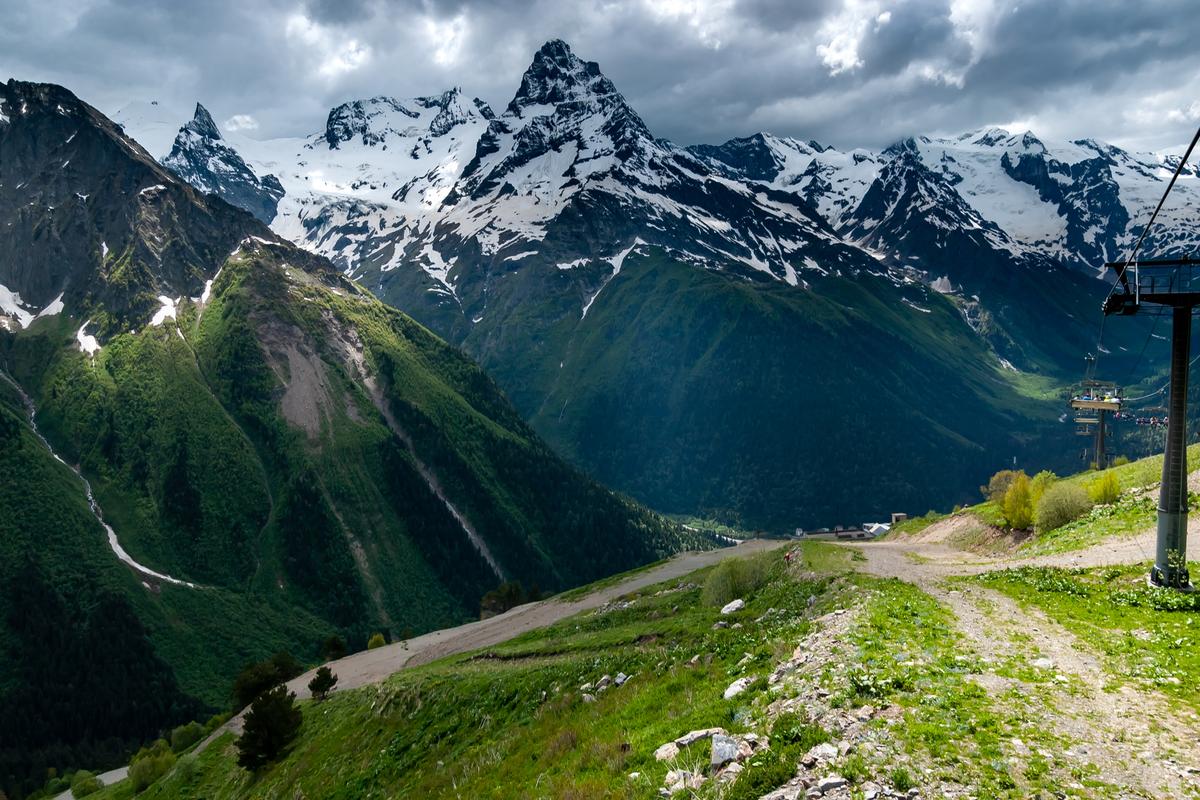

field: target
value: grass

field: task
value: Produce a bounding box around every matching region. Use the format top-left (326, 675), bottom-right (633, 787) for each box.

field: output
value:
top-left (553, 556), bottom-right (671, 602)
top-left (949, 444), bottom-right (1200, 557)
top-left (88, 540), bottom-right (1116, 799)
top-left (93, 549), bottom-right (827, 799)
top-left (977, 564), bottom-right (1200, 713)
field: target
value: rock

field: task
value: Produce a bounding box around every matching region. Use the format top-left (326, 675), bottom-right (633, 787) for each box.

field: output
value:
top-left (628, 771), bottom-right (641, 780)
top-left (711, 734), bottom-right (740, 767)
top-left (616, 672), bottom-right (629, 686)
top-left (817, 774), bottom-right (848, 792)
top-left (582, 693), bottom-right (597, 703)
top-left (837, 739), bottom-right (853, 756)
top-left (654, 741), bottom-right (680, 761)
top-left (723, 677), bottom-right (754, 700)
top-left (721, 598), bottom-right (746, 615)
top-left (665, 769), bottom-right (704, 794)
top-left (1032, 657), bottom-right (1055, 670)
top-left (716, 761), bottom-right (744, 783)
top-left (712, 621), bottom-right (729, 630)
top-left (807, 742), bottom-right (838, 763)
top-left (676, 727), bottom-right (726, 747)
top-left (580, 682), bottom-right (593, 692)
top-left (597, 674), bottom-right (613, 689)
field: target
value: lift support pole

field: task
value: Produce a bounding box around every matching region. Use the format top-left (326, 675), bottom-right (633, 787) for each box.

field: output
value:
top-left (1156, 306), bottom-right (1192, 587)
top-left (1103, 257), bottom-right (1200, 589)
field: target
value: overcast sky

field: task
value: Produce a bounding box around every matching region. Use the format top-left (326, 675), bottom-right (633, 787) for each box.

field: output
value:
top-left (2, 0), bottom-right (1198, 152)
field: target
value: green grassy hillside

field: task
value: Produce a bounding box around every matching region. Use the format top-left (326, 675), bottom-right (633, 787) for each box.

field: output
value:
top-left (483, 250), bottom-right (1062, 530)
top-left (0, 242), bottom-right (698, 799)
top-left (88, 544), bottom-right (1105, 799)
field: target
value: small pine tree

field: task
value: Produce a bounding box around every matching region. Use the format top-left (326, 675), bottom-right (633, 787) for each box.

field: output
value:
top-left (308, 666), bottom-right (338, 701)
top-left (367, 632), bottom-right (386, 650)
top-left (1002, 472), bottom-right (1034, 530)
top-left (237, 685), bottom-right (302, 771)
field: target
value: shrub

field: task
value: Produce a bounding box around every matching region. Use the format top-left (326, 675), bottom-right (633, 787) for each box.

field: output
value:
top-left (204, 712), bottom-right (231, 733)
top-left (722, 747), bottom-right (798, 800)
top-left (232, 651), bottom-right (304, 708)
top-left (1035, 482), bottom-right (1092, 533)
top-left (701, 554), bottom-right (771, 607)
top-left (1088, 471), bottom-right (1120, 505)
top-left (1029, 470), bottom-right (1057, 507)
top-left (170, 721), bottom-right (205, 753)
top-left (367, 633), bottom-right (386, 650)
top-left (981, 469), bottom-right (1022, 503)
top-left (770, 713), bottom-right (829, 751)
top-left (1001, 472), bottom-right (1034, 530)
top-left (70, 770), bottom-right (101, 797)
top-left (129, 739), bottom-right (176, 793)
top-left (308, 665), bottom-right (338, 701)
top-left (1113, 455), bottom-right (1131, 466)
top-left (321, 634), bottom-right (347, 660)
top-left (891, 766), bottom-right (916, 791)
top-left (481, 582), bottom-right (545, 618)
top-left (237, 685), bottom-right (303, 770)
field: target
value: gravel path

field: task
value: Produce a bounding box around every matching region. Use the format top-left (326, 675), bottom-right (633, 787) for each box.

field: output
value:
top-left (850, 529), bottom-right (1200, 797)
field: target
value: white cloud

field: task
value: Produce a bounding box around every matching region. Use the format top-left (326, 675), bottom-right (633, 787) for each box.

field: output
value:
top-left (423, 13), bottom-right (468, 67)
top-left (223, 113), bottom-right (259, 131)
top-left (285, 13), bottom-right (371, 81)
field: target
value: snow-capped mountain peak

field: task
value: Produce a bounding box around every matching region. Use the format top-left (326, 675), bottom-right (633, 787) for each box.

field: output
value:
top-left (509, 39), bottom-right (629, 114)
top-left (184, 102), bottom-right (222, 141)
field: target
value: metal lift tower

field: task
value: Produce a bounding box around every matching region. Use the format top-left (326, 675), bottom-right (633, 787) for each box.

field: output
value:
top-left (1070, 377), bottom-right (1120, 469)
top-left (1104, 258), bottom-right (1200, 588)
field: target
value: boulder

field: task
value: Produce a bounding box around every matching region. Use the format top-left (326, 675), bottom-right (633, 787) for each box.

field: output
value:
top-left (802, 742), bottom-right (838, 767)
top-left (723, 677), bottom-right (754, 700)
top-left (710, 734), bottom-right (740, 768)
top-left (615, 672), bottom-right (629, 686)
top-left (654, 741), bottom-right (681, 761)
top-left (676, 727), bottom-right (726, 747)
top-left (582, 693), bottom-right (597, 703)
top-left (720, 598), bottom-right (746, 615)
top-left (817, 774), bottom-right (848, 793)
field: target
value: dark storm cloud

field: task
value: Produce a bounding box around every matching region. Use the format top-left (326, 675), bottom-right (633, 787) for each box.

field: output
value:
top-left (1, 0), bottom-right (1197, 153)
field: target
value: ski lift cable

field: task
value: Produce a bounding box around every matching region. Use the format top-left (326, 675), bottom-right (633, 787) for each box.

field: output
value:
top-left (1118, 352), bottom-right (1200, 404)
top-left (1096, 123), bottom-right (1200, 376)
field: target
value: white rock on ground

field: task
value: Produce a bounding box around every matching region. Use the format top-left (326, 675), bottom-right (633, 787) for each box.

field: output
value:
top-left (654, 741), bottom-right (680, 761)
top-left (720, 598), bottom-right (746, 615)
top-left (723, 677), bottom-right (754, 700)
top-left (676, 727), bottom-right (726, 747)
top-left (710, 734), bottom-right (740, 768)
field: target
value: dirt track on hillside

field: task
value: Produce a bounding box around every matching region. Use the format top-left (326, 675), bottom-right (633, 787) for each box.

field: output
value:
top-left (848, 526), bottom-right (1200, 797)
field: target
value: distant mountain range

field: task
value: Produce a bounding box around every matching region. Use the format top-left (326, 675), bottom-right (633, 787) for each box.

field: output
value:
top-left (102, 40), bottom-right (1181, 530)
top-left (0, 76), bottom-right (693, 795)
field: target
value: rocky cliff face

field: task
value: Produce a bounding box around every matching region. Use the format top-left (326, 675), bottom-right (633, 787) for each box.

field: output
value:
top-left (0, 80), bottom-right (265, 335)
top-left (162, 103), bottom-right (284, 223)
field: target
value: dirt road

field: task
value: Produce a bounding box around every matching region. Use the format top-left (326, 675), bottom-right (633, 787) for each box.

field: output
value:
top-left (849, 523), bottom-right (1200, 797)
top-left (51, 538), bottom-right (784, 799)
